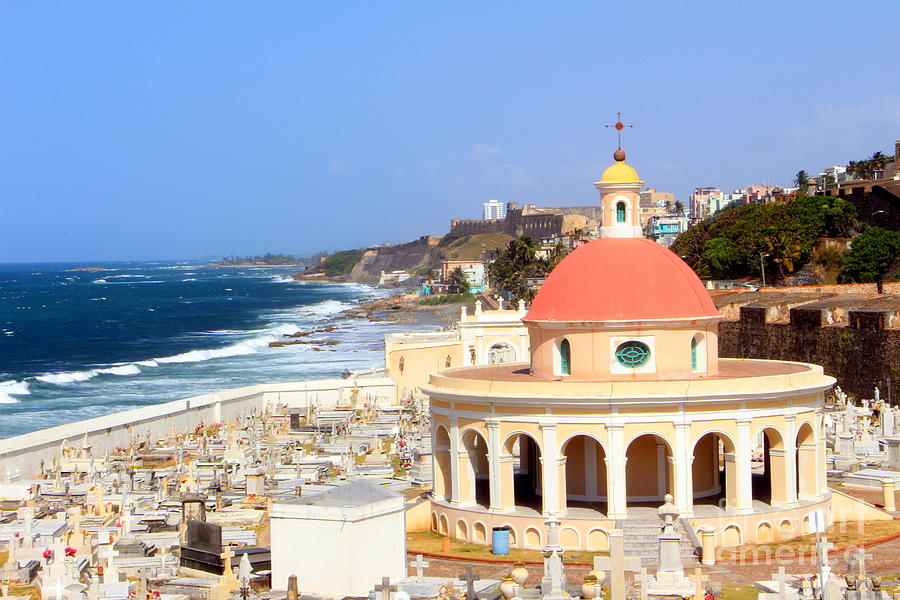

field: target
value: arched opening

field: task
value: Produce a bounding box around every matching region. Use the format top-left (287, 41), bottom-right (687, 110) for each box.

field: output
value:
top-left (502, 433), bottom-right (543, 514)
top-left (524, 527), bottom-right (541, 549)
top-left (473, 522), bottom-right (487, 544)
top-left (752, 427), bottom-right (787, 506)
top-left (616, 201), bottom-right (626, 223)
top-left (433, 427), bottom-right (452, 502)
top-left (692, 432), bottom-right (738, 512)
top-left (625, 434), bottom-right (673, 506)
top-left (488, 343), bottom-right (516, 365)
top-left (557, 339), bottom-right (571, 376)
top-left (691, 333), bottom-right (705, 373)
top-left (796, 422), bottom-right (817, 500)
top-left (460, 429), bottom-right (490, 508)
top-left (438, 514), bottom-right (448, 535)
top-left (562, 435), bottom-right (607, 516)
top-left (455, 519), bottom-right (469, 541)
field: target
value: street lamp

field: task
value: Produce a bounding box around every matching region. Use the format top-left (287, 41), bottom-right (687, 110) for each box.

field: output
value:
top-left (759, 253), bottom-right (770, 287)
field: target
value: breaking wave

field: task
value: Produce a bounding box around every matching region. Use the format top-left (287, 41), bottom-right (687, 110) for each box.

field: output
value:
top-left (0, 380), bottom-right (29, 404)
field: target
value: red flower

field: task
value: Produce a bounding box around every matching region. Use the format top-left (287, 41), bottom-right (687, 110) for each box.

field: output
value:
top-left (64, 547), bottom-right (77, 557)
top-left (43, 549), bottom-right (53, 560)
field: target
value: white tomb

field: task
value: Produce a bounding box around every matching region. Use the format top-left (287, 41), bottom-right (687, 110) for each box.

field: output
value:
top-left (270, 479), bottom-right (406, 598)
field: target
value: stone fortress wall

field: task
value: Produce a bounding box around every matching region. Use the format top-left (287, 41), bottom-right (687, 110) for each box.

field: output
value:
top-left (0, 376), bottom-right (396, 481)
top-left (450, 204), bottom-right (603, 239)
top-left (713, 282), bottom-right (900, 402)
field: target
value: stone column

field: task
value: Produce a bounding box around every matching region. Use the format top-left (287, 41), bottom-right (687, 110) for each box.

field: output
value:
top-left (487, 421), bottom-right (502, 511)
top-left (673, 423), bottom-right (693, 517)
top-left (540, 423), bottom-right (559, 516)
top-left (498, 453), bottom-right (515, 511)
top-left (698, 527), bottom-right (716, 565)
top-left (882, 479), bottom-right (896, 512)
top-left (735, 419), bottom-right (754, 514)
top-left (797, 443), bottom-right (819, 500)
top-left (783, 415), bottom-right (799, 507)
top-left (449, 417), bottom-right (461, 506)
top-left (606, 424), bottom-right (627, 519)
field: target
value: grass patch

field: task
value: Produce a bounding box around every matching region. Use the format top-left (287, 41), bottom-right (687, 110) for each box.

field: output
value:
top-left (721, 584), bottom-right (759, 600)
top-left (316, 249), bottom-right (365, 277)
top-left (406, 531), bottom-right (608, 564)
top-left (420, 293), bottom-right (475, 305)
top-left (444, 233), bottom-right (515, 260)
top-left (718, 519), bottom-right (900, 560)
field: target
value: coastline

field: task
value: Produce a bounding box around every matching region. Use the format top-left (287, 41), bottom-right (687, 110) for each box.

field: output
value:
top-left (342, 295), bottom-right (460, 328)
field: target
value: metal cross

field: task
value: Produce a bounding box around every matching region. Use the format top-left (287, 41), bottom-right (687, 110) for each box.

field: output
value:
top-left (604, 112), bottom-right (634, 148)
top-left (458, 566), bottom-right (480, 600)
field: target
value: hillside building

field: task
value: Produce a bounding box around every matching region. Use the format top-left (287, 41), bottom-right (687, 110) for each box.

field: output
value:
top-left (482, 199), bottom-right (507, 220)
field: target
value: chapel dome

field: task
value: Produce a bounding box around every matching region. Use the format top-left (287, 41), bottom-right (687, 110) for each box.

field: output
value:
top-left (524, 238), bottom-right (721, 323)
top-left (598, 149), bottom-right (641, 183)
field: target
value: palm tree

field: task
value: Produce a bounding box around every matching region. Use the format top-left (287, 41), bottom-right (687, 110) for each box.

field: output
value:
top-left (870, 152), bottom-right (889, 178)
top-left (674, 201), bottom-right (686, 216)
top-left (794, 170), bottom-right (809, 194)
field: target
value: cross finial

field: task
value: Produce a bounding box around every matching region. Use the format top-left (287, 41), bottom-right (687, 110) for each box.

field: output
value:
top-left (604, 112), bottom-right (634, 149)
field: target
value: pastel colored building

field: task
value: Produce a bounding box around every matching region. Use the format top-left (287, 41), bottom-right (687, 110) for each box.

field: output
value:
top-left (422, 149), bottom-right (836, 553)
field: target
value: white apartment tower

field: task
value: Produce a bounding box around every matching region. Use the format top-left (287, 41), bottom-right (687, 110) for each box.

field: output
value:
top-left (482, 198), bottom-right (506, 220)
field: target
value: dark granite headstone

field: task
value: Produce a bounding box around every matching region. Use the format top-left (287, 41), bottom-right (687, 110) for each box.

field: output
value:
top-left (180, 519), bottom-right (224, 574)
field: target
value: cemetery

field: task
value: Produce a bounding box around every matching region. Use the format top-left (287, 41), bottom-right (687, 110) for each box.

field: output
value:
top-left (2, 156), bottom-right (900, 600)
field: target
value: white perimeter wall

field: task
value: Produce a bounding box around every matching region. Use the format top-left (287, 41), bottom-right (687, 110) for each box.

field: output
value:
top-left (0, 377), bottom-right (396, 480)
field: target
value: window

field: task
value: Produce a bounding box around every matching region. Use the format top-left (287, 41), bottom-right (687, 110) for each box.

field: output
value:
top-left (559, 339), bottom-right (571, 376)
top-left (691, 334), bottom-right (704, 373)
top-left (616, 202), bottom-right (626, 223)
top-left (614, 341), bottom-right (650, 368)
top-left (691, 336), bottom-right (698, 371)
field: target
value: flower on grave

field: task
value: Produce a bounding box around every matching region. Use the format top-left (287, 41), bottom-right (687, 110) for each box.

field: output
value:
top-left (43, 549), bottom-right (53, 560)
top-left (704, 594), bottom-right (715, 600)
top-left (64, 547), bottom-right (77, 557)
top-left (14, 532), bottom-right (19, 538)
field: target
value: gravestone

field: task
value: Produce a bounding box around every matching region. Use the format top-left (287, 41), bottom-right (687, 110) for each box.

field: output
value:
top-left (180, 519), bottom-right (224, 574)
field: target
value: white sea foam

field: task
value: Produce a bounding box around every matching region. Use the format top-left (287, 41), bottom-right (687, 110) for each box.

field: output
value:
top-left (271, 275), bottom-right (299, 283)
top-left (0, 380), bottom-right (29, 403)
top-left (100, 365), bottom-right (141, 376)
top-left (182, 278), bottom-right (197, 281)
top-left (36, 370), bottom-right (99, 384)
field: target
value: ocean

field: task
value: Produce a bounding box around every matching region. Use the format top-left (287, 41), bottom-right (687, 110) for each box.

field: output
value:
top-left (0, 262), bottom-right (423, 439)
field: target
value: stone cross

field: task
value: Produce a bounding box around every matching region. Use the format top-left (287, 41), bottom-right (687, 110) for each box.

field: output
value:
top-left (136, 566), bottom-right (148, 599)
top-left (374, 576), bottom-right (397, 600)
top-left (773, 567), bottom-right (793, 600)
top-left (220, 546), bottom-right (236, 578)
top-left (409, 554), bottom-right (429, 583)
top-left (458, 566), bottom-right (480, 600)
top-left (635, 567), bottom-right (651, 600)
top-left (850, 548), bottom-right (872, 578)
top-left (692, 568), bottom-right (709, 600)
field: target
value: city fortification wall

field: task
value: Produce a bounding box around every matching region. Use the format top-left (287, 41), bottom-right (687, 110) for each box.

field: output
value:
top-left (0, 377), bottom-right (395, 480)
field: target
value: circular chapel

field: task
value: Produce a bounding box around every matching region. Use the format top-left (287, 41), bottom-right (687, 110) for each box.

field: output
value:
top-left (423, 149), bottom-right (835, 552)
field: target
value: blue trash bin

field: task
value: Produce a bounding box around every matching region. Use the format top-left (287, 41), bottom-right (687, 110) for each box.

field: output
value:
top-left (492, 526), bottom-right (510, 555)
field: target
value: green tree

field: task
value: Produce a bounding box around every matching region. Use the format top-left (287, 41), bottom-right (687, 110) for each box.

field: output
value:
top-left (674, 201), bottom-right (686, 216)
top-left (839, 228), bottom-right (900, 284)
top-left (794, 170), bottom-right (810, 194)
top-left (488, 237), bottom-right (567, 301)
top-left (446, 266), bottom-right (469, 293)
top-left (700, 236), bottom-right (736, 276)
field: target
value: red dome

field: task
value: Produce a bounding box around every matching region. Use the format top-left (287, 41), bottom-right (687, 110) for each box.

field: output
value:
top-left (524, 238), bottom-right (720, 323)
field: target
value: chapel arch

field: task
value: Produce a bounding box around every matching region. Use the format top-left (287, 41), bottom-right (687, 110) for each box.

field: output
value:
top-left (561, 434), bottom-right (608, 516)
top-left (460, 428), bottom-right (490, 507)
top-left (625, 433), bottom-right (673, 506)
top-left (691, 333), bottom-right (705, 373)
top-left (555, 339), bottom-right (572, 376)
top-left (502, 432), bottom-right (543, 513)
top-left (752, 426), bottom-right (787, 506)
top-left (433, 426), bottom-right (452, 502)
top-left (488, 342), bottom-right (516, 365)
top-left (616, 201), bottom-right (627, 223)
top-left (691, 431), bottom-right (738, 511)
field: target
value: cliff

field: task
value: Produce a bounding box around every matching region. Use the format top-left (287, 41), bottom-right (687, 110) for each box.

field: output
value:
top-left (348, 236), bottom-right (445, 284)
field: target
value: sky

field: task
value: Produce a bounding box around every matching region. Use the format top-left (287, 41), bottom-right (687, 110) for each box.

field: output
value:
top-left (2, 2), bottom-right (899, 262)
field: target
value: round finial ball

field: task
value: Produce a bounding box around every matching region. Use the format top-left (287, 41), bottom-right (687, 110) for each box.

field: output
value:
top-left (613, 148), bottom-right (626, 162)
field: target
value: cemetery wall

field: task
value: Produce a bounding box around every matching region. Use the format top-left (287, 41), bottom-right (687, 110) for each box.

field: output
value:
top-left (0, 377), bottom-right (396, 479)
top-left (718, 322), bottom-right (900, 403)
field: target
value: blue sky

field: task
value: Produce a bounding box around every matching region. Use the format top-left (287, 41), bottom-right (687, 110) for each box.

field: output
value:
top-left (2, 2), bottom-right (899, 262)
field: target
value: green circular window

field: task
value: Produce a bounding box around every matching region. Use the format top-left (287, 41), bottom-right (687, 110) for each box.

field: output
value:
top-left (615, 341), bottom-right (650, 368)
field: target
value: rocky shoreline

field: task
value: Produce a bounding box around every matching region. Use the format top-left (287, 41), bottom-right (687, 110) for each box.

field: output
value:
top-left (267, 295), bottom-right (459, 350)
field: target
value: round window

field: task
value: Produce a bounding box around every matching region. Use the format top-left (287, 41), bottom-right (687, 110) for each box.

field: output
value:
top-left (615, 341), bottom-right (650, 368)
